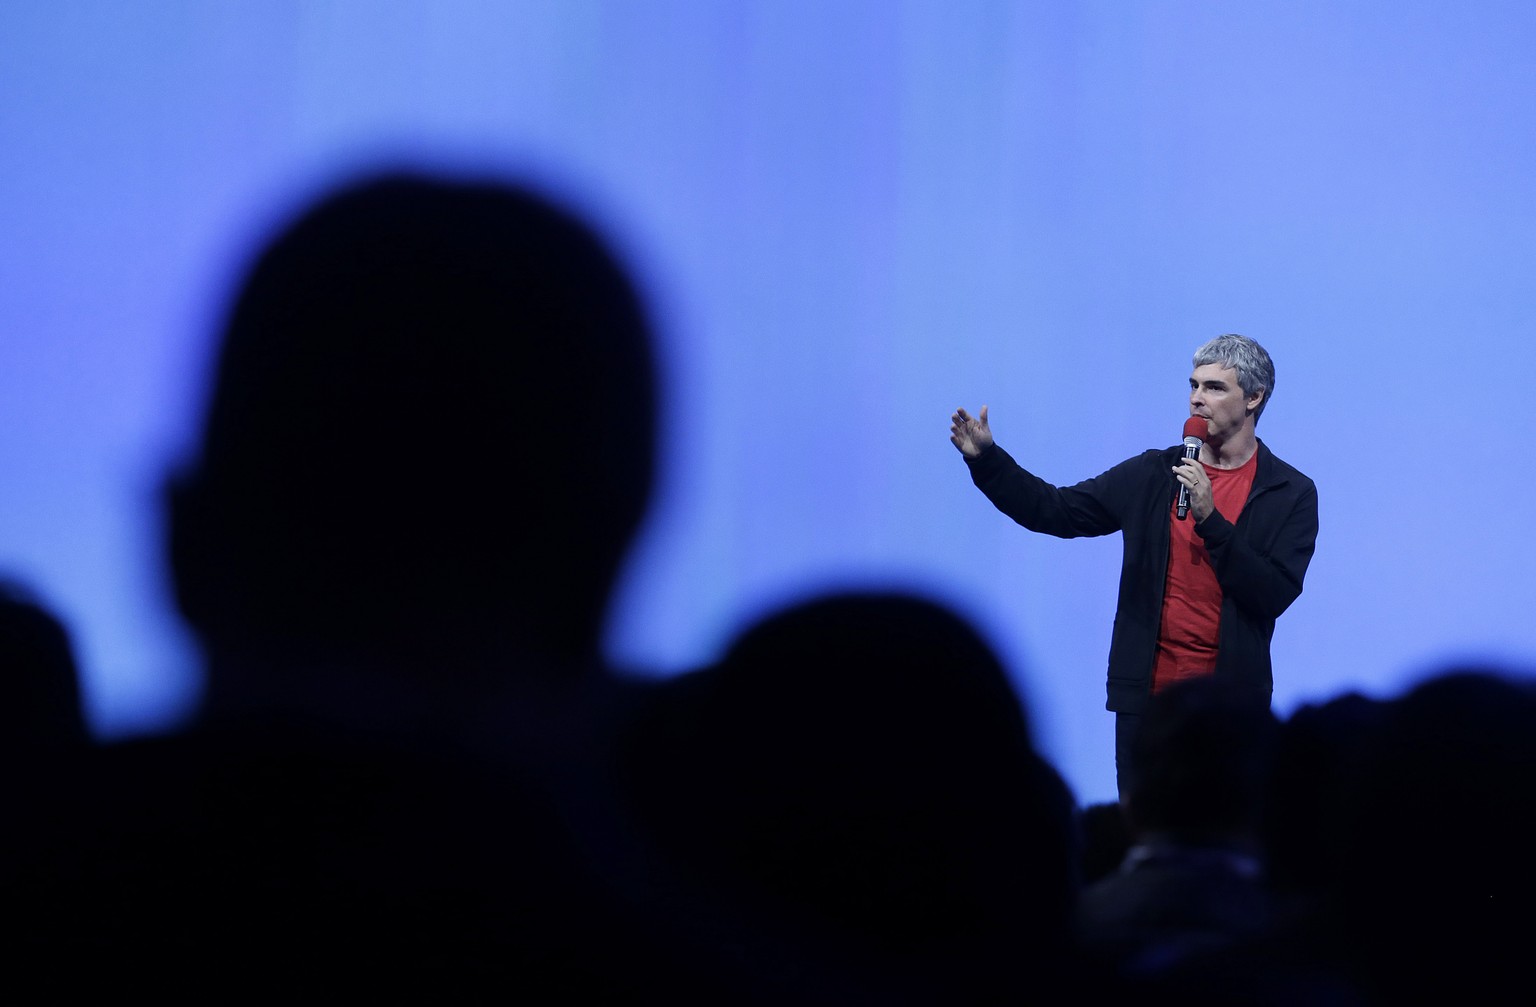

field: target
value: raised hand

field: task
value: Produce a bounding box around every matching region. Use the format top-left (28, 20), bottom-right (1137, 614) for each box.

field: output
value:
top-left (949, 405), bottom-right (993, 458)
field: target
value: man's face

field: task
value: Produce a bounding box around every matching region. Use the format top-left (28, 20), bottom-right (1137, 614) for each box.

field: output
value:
top-left (1188, 363), bottom-right (1261, 442)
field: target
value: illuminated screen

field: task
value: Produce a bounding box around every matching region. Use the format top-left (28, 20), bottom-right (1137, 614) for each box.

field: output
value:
top-left (3, 2), bottom-right (1532, 804)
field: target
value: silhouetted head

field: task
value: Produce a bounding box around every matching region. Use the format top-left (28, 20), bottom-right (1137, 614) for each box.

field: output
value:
top-left (169, 172), bottom-right (656, 677)
top-left (1124, 677), bottom-right (1279, 844)
top-left (620, 590), bottom-right (1079, 989)
top-left (1335, 667), bottom-right (1536, 994)
top-left (1079, 801), bottom-right (1135, 884)
top-left (0, 579), bottom-right (89, 751)
top-left (1262, 690), bottom-right (1388, 898)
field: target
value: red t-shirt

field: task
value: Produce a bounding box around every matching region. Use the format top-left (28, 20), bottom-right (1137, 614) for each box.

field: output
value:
top-left (1151, 451), bottom-right (1258, 693)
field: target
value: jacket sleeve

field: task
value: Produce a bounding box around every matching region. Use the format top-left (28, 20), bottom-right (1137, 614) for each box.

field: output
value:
top-left (963, 443), bottom-right (1127, 539)
top-left (1196, 477), bottom-right (1318, 620)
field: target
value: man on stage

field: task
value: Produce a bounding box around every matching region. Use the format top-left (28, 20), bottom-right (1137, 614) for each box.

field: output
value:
top-left (949, 333), bottom-right (1317, 797)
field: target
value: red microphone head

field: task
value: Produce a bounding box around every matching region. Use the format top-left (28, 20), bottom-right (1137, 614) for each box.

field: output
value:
top-left (1183, 416), bottom-right (1208, 441)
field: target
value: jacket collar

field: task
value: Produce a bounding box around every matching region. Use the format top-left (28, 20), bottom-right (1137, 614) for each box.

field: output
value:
top-left (1251, 439), bottom-right (1290, 494)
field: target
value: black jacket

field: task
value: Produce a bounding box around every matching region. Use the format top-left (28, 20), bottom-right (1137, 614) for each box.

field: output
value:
top-left (965, 440), bottom-right (1317, 714)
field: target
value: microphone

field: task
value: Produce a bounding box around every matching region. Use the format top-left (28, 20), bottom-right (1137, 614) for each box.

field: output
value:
top-left (1176, 416), bottom-right (1206, 521)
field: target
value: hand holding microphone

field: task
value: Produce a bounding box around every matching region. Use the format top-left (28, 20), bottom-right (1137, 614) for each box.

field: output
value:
top-left (1175, 416), bottom-right (1206, 521)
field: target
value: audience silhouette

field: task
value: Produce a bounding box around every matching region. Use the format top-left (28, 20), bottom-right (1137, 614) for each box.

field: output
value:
top-left (615, 590), bottom-right (1082, 1004)
top-left (1262, 690), bottom-right (1389, 922)
top-left (1079, 799), bottom-right (1136, 885)
top-left (1076, 676), bottom-right (1279, 980)
top-left (0, 577), bottom-right (92, 854)
top-left (0, 578), bottom-right (90, 756)
top-left (1329, 669), bottom-right (1536, 1004)
top-left (1133, 670), bottom-right (1536, 1006)
top-left (10, 171), bottom-right (693, 999)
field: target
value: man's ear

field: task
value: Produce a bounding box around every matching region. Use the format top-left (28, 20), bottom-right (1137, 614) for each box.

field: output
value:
top-left (1246, 387), bottom-right (1266, 417)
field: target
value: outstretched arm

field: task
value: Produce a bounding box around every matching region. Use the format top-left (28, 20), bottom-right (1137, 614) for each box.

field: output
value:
top-left (955, 408), bottom-right (1127, 540)
top-left (950, 405), bottom-right (993, 458)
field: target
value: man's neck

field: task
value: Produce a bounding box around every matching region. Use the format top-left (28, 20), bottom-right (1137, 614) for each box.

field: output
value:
top-left (1202, 429), bottom-right (1259, 469)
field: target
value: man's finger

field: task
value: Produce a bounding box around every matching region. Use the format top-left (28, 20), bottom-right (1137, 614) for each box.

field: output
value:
top-left (979, 404), bottom-right (989, 425)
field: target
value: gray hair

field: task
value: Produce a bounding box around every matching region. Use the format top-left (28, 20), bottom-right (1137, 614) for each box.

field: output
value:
top-left (1192, 333), bottom-right (1275, 424)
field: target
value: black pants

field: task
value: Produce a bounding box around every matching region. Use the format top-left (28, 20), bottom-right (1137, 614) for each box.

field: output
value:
top-left (1114, 711), bottom-right (1142, 800)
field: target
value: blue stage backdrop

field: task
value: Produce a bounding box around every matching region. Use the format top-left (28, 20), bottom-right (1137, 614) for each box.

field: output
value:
top-left (3, 2), bottom-right (1533, 804)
